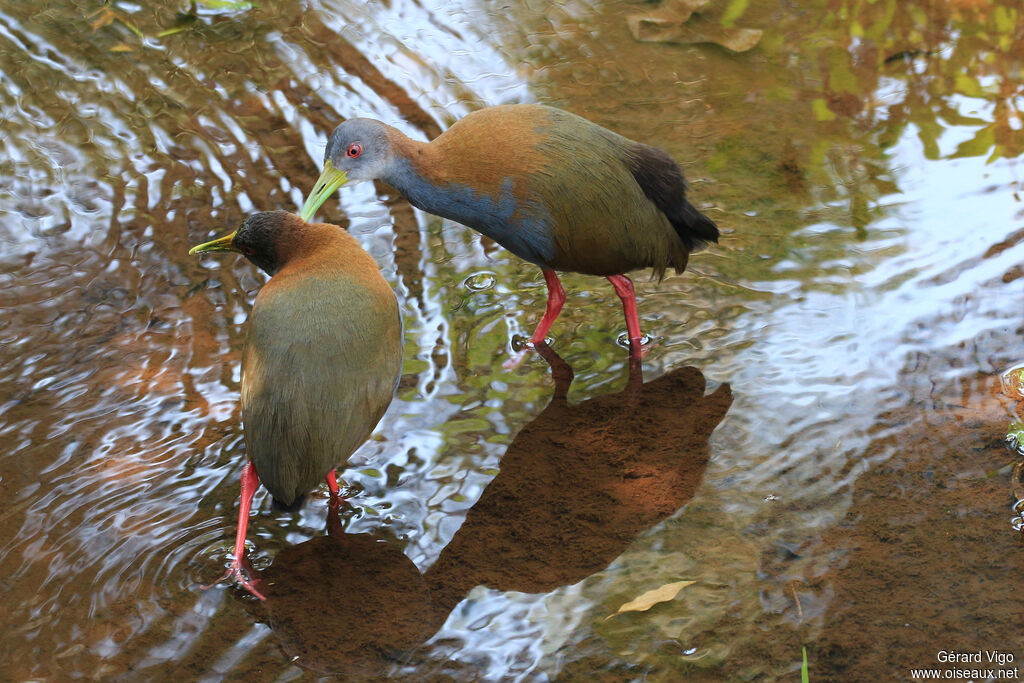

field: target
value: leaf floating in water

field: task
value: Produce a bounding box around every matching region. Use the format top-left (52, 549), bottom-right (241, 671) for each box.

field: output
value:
top-left (610, 580), bottom-right (696, 617)
top-left (89, 8), bottom-right (117, 30)
top-left (157, 10), bottom-right (200, 37)
top-left (88, 5), bottom-right (144, 43)
top-left (627, 1), bottom-right (762, 52)
top-left (197, 0), bottom-right (255, 9)
top-left (156, 26), bottom-right (190, 37)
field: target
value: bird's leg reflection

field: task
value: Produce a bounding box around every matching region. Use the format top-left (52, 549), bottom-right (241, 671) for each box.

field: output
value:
top-left (535, 340), bottom-right (643, 406)
top-left (625, 354), bottom-right (645, 401)
top-left (203, 461), bottom-right (267, 600)
top-left (325, 481), bottom-right (359, 537)
top-left (326, 493), bottom-right (346, 537)
top-left (532, 341), bottom-right (573, 400)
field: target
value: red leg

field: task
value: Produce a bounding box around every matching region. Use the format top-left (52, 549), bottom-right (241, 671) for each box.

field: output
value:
top-left (529, 269), bottom-right (566, 345)
top-left (607, 274), bottom-right (643, 357)
top-left (203, 461), bottom-right (266, 600)
top-left (326, 469), bottom-right (343, 500)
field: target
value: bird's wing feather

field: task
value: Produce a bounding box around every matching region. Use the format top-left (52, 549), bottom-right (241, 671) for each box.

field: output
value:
top-left (241, 269), bottom-right (402, 506)
top-left (531, 109), bottom-right (690, 277)
top-left (625, 142), bottom-right (719, 252)
top-left (416, 104), bottom-right (713, 277)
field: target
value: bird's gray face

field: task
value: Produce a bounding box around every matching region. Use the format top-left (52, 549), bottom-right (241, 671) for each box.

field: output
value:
top-left (299, 119), bottom-right (392, 222)
top-left (324, 119), bottom-right (392, 183)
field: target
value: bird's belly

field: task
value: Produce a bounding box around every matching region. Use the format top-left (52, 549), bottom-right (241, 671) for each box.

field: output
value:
top-left (542, 211), bottom-right (680, 277)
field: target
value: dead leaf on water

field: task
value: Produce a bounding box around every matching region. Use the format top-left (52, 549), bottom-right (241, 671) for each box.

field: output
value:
top-left (109, 43), bottom-right (136, 52)
top-left (627, 3), bottom-right (762, 52)
top-left (89, 8), bottom-right (117, 30)
top-left (607, 580), bottom-right (696, 619)
top-left (646, 0), bottom-right (711, 22)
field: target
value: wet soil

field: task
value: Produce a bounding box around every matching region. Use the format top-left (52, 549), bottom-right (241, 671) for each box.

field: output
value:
top-left (1, 0), bottom-right (1023, 680)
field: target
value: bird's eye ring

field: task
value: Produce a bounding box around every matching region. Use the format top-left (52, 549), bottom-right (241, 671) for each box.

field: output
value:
top-left (346, 143), bottom-right (362, 158)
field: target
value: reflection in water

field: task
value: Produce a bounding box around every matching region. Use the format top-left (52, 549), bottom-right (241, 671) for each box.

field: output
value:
top-left (812, 341), bottom-right (1024, 679)
top-left (252, 347), bottom-right (730, 676)
top-left (258, 501), bottom-right (435, 677)
top-left (425, 345), bottom-right (732, 614)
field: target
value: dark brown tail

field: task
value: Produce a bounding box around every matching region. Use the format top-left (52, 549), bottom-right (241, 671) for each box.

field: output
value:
top-left (271, 494), bottom-right (307, 512)
top-left (628, 142), bottom-right (719, 251)
top-left (674, 197), bottom-right (719, 252)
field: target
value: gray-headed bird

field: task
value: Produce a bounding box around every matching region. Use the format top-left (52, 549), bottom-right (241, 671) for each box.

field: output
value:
top-left (300, 104), bottom-right (718, 357)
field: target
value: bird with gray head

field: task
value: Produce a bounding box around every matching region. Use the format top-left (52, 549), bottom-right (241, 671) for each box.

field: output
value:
top-left (299, 104), bottom-right (718, 358)
top-left (190, 210), bottom-right (403, 599)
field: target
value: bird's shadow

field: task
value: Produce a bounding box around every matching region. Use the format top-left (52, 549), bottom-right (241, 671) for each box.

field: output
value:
top-left (424, 343), bottom-right (733, 613)
top-left (252, 500), bottom-right (435, 677)
top-left (246, 345), bottom-right (733, 675)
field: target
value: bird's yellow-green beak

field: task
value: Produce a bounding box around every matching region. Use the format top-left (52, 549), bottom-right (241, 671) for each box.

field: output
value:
top-left (299, 160), bottom-right (348, 222)
top-left (189, 231), bottom-right (238, 255)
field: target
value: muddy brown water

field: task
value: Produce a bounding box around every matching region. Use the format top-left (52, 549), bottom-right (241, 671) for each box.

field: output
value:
top-left (2, 0), bottom-right (1023, 680)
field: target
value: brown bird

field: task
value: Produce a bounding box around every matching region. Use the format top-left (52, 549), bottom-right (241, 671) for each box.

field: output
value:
top-left (299, 104), bottom-right (718, 357)
top-left (190, 210), bottom-right (403, 599)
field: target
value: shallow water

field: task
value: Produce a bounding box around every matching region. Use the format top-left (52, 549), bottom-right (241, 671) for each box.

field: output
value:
top-left (1, 0), bottom-right (1023, 680)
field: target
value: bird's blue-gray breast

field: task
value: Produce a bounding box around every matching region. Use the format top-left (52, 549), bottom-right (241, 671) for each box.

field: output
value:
top-left (384, 158), bottom-right (557, 268)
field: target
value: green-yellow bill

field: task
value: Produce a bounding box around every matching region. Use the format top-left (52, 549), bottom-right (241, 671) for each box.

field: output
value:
top-left (299, 160), bottom-right (348, 222)
top-left (189, 231), bottom-right (238, 255)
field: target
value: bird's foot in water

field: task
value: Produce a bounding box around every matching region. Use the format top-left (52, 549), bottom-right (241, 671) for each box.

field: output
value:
top-left (504, 333), bottom-right (653, 370)
top-left (327, 491), bottom-right (349, 512)
top-left (502, 334), bottom-right (540, 370)
top-left (202, 562), bottom-right (266, 601)
top-left (617, 332), bottom-right (656, 360)
top-left (503, 334), bottom-right (555, 370)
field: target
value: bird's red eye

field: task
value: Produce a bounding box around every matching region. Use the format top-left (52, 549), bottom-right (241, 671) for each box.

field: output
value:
top-left (241, 246), bottom-right (255, 257)
top-left (346, 143), bottom-right (362, 158)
